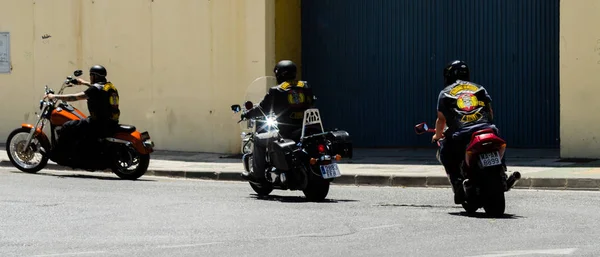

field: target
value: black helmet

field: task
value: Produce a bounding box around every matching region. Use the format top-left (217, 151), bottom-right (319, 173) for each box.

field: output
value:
top-left (274, 60), bottom-right (297, 83)
top-left (89, 65), bottom-right (107, 77)
top-left (443, 60), bottom-right (470, 85)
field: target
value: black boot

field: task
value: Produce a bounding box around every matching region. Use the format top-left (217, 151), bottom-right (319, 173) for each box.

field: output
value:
top-left (451, 178), bottom-right (466, 204)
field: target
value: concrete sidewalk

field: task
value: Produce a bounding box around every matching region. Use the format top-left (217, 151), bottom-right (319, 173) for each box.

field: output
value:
top-left (0, 147), bottom-right (599, 191)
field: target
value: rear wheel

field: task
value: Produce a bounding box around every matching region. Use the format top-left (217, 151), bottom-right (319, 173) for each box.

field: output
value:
top-left (6, 128), bottom-right (49, 173)
top-left (111, 145), bottom-right (150, 180)
top-left (483, 192), bottom-right (506, 217)
top-left (302, 167), bottom-right (330, 202)
top-left (482, 166), bottom-right (507, 217)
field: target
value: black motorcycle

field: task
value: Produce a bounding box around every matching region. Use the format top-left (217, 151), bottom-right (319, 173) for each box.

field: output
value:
top-left (230, 77), bottom-right (352, 201)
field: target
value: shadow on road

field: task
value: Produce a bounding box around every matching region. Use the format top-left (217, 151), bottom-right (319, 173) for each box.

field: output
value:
top-left (375, 203), bottom-right (462, 209)
top-left (250, 194), bottom-right (358, 203)
top-left (448, 211), bottom-right (525, 219)
top-left (9, 170), bottom-right (157, 182)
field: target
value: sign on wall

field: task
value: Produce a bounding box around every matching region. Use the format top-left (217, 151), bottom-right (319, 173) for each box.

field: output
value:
top-left (0, 32), bottom-right (10, 73)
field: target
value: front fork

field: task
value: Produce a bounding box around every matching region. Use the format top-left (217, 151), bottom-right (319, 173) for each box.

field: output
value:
top-left (20, 105), bottom-right (47, 152)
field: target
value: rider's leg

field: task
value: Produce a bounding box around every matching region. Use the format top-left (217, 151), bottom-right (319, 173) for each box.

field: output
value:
top-left (439, 137), bottom-right (467, 204)
top-left (52, 119), bottom-right (85, 159)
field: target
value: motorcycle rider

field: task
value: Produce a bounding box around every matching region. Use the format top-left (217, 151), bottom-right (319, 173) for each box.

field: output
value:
top-left (240, 60), bottom-right (317, 183)
top-left (45, 65), bottom-right (120, 162)
top-left (433, 60), bottom-right (506, 204)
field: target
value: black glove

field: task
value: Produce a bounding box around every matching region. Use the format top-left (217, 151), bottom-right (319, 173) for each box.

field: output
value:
top-left (240, 111), bottom-right (248, 120)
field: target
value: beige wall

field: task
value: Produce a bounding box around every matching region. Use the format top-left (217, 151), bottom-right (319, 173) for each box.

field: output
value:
top-left (560, 0), bottom-right (600, 158)
top-left (0, 0), bottom-right (279, 154)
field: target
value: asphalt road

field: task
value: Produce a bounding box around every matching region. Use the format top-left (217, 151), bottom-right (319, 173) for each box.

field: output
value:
top-left (0, 168), bottom-right (599, 257)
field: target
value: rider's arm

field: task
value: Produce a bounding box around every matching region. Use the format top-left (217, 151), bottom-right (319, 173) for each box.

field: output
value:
top-left (435, 91), bottom-right (447, 137)
top-left (53, 92), bottom-right (88, 102)
top-left (435, 111), bottom-right (446, 138)
top-left (75, 78), bottom-right (92, 87)
top-left (482, 86), bottom-right (494, 121)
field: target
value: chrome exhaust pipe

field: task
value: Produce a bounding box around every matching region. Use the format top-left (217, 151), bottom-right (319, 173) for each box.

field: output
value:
top-left (506, 171), bottom-right (521, 191)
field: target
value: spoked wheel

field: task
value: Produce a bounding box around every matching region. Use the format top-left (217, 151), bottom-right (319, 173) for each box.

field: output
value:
top-left (111, 145), bottom-right (150, 180)
top-left (6, 128), bottom-right (49, 173)
top-left (247, 156), bottom-right (273, 196)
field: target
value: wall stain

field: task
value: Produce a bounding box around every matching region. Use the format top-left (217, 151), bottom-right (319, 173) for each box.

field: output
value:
top-left (166, 108), bottom-right (176, 135)
top-left (595, 39), bottom-right (600, 65)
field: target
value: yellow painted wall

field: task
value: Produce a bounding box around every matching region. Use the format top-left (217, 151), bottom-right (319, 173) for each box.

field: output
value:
top-left (0, 0), bottom-right (278, 154)
top-left (560, 0), bottom-right (600, 158)
top-left (274, 0), bottom-right (302, 79)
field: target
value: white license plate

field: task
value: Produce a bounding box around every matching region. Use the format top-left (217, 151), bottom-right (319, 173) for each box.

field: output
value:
top-left (320, 163), bottom-right (342, 179)
top-left (479, 151), bottom-right (502, 167)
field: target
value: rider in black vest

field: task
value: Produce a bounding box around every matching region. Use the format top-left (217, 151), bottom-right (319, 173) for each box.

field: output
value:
top-left (240, 60), bottom-right (317, 183)
top-left (434, 60), bottom-right (506, 204)
top-left (45, 65), bottom-right (120, 162)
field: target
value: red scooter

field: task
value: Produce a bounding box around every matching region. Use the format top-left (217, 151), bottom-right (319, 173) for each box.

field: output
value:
top-left (414, 122), bottom-right (520, 216)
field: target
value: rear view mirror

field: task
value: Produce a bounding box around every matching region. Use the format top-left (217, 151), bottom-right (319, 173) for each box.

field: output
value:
top-left (414, 122), bottom-right (429, 135)
top-left (74, 70), bottom-right (83, 77)
top-left (244, 101), bottom-right (254, 110)
top-left (231, 104), bottom-right (241, 113)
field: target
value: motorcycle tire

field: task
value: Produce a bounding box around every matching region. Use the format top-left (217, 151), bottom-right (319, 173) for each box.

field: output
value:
top-left (247, 156), bottom-right (273, 196)
top-left (483, 191), bottom-right (506, 217)
top-left (482, 166), bottom-right (507, 217)
top-left (461, 202), bottom-right (479, 214)
top-left (302, 168), bottom-right (330, 202)
top-left (112, 153), bottom-right (150, 180)
top-left (250, 182), bottom-right (273, 196)
top-left (6, 127), bottom-right (49, 174)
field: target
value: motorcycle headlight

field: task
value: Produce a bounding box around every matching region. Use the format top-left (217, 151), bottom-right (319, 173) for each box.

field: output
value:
top-left (266, 117), bottom-right (278, 127)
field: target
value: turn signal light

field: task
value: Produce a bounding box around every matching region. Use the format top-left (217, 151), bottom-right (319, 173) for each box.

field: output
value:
top-left (499, 143), bottom-right (507, 159)
top-left (310, 158), bottom-right (317, 165)
top-left (335, 154), bottom-right (342, 161)
top-left (465, 151), bottom-right (473, 167)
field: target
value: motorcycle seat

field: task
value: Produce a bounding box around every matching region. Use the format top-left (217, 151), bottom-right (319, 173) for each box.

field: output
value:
top-left (116, 124), bottom-right (136, 133)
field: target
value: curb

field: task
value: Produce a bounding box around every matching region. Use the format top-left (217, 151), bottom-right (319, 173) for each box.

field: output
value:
top-left (1, 161), bottom-right (599, 191)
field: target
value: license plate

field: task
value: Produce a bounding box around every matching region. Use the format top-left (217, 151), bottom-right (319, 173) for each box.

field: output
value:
top-left (479, 151), bottom-right (502, 167)
top-left (319, 163), bottom-right (342, 179)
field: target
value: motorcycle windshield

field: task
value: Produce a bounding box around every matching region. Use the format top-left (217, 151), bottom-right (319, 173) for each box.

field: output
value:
top-left (238, 75), bottom-right (278, 132)
top-left (243, 75), bottom-right (276, 109)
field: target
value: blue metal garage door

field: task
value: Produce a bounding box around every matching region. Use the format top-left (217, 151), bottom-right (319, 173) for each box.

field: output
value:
top-left (301, 0), bottom-right (560, 148)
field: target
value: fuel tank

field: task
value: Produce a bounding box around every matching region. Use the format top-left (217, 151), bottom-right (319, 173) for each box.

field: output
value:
top-left (50, 103), bottom-right (87, 126)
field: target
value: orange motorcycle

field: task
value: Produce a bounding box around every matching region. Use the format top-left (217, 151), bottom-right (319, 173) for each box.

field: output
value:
top-left (5, 69), bottom-right (155, 180)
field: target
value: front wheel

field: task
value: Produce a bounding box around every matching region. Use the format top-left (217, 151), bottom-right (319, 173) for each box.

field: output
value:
top-left (247, 156), bottom-right (273, 196)
top-left (462, 202), bottom-right (479, 214)
top-left (111, 147), bottom-right (150, 180)
top-left (6, 128), bottom-right (49, 173)
top-left (250, 182), bottom-right (273, 196)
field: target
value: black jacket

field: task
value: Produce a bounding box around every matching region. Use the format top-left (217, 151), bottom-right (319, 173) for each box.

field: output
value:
top-left (245, 80), bottom-right (317, 133)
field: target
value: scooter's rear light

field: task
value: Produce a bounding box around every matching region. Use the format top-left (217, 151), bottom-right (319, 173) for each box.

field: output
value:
top-left (499, 143), bottom-right (507, 159)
